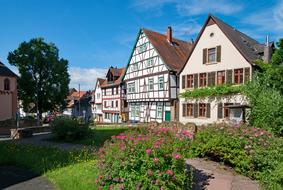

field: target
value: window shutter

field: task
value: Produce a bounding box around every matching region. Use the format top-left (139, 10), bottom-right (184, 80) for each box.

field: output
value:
top-left (217, 45), bottom-right (221, 62)
top-left (211, 72), bottom-right (215, 86)
top-left (182, 104), bottom-right (186, 117)
top-left (182, 75), bottom-right (186, 89)
top-left (244, 67), bottom-right (250, 83)
top-left (226, 70), bottom-right (233, 84)
top-left (194, 74), bottom-right (198, 89)
top-left (217, 103), bottom-right (223, 119)
top-left (193, 103), bottom-right (198, 118)
top-left (206, 103), bottom-right (211, 118)
top-left (207, 72), bottom-right (212, 86)
top-left (203, 48), bottom-right (207, 64)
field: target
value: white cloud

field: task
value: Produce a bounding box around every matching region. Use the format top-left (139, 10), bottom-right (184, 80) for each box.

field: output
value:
top-left (69, 67), bottom-right (107, 91)
top-left (172, 20), bottom-right (202, 38)
top-left (132, 0), bottom-right (243, 16)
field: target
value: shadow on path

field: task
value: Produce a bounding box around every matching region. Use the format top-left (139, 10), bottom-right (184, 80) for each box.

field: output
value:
top-left (192, 168), bottom-right (214, 190)
top-left (0, 166), bottom-right (54, 190)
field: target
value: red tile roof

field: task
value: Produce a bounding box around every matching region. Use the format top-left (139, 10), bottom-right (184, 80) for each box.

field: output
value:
top-left (101, 67), bottom-right (125, 88)
top-left (143, 28), bottom-right (194, 72)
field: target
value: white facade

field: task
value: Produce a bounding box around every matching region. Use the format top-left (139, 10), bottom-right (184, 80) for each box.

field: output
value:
top-left (124, 31), bottom-right (176, 123)
top-left (179, 19), bottom-right (252, 125)
top-left (93, 80), bottom-right (103, 122)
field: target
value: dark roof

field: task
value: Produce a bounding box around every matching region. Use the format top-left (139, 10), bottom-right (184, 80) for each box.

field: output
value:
top-left (179, 14), bottom-right (265, 74)
top-left (143, 28), bottom-right (193, 72)
top-left (97, 78), bottom-right (105, 84)
top-left (0, 61), bottom-right (17, 77)
top-left (211, 15), bottom-right (264, 62)
top-left (109, 67), bottom-right (121, 77)
top-left (101, 67), bottom-right (125, 88)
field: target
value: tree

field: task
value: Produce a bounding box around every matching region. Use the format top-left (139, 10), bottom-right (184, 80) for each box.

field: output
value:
top-left (244, 38), bottom-right (283, 136)
top-left (8, 38), bottom-right (70, 120)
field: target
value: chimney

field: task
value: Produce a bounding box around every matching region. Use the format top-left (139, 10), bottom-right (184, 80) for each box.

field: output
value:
top-left (167, 26), bottom-right (172, 44)
top-left (263, 35), bottom-right (272, 63)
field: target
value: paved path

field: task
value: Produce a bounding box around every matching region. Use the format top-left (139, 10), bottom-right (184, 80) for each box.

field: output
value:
top-left (186, 158), bottom-right (260, 190)
top-left (0, 166), bottom-right (54, 190)
top-left (3, 132), bottom-right (93, 152)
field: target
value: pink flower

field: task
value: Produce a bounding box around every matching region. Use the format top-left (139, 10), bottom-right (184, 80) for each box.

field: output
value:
top-left (153, 157), bottom-right (159, 163)
top-left (166, 169), bottom-right (174, 176)
top-left (174, 154), bottom-right (182, 159)
top-left (146, 149), bottom-right (152, 155)
top-left (113, 177), bottom-right (119, 182)
top-left (147, 169), bottom-right (153, 176)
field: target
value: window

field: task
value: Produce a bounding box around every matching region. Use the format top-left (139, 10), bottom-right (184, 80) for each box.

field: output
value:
top-left (4, 78), bottom-right (10, 91)
top-left (224, 103), bottom-right (233, 118)
top-left (112, 88), bottom-right (114, 95)
top-left (146, 58), bottom-right (154, 67)
top-left (217, 71), bottom-right (225, 84)
top-left (116, 87), bottom-right (118, 94)
top-left (128, 82), bottom-right (135, 94)
top-left (186, 75), bottom-right (193, 88)
top-left (97, 93), bottom-right (100, 99)
top-left (116, 100), bottom-right (118, 107)
top-left (234, 69), bottom-right (243, 84)
top-left (157, 106), bottom-right (163, 118)
top-left (199, 103), bottom-right (206, 117)
top-left (158, 76), bottom-right (164, 90)
top-left (132, 63), bottom-right (138, 71)
top-left (104, 101), bottom-right (107, 108)
top-left (111, 101), bottom-right (114, 108)
top-left (208, 48), bottom-right (216, 63)
top-left (148, 78), bottom-right (154, 91)
top-left (105, 113), bottom-right (107, 119)
top-left (138, 43), bottom-right (147, 53)
top-left (131, 105), bottom-right (140, 117)
top-left (199, 73), bottom-right (207, 87)
top-left (104, 89), bottom-right (106, 96)
top-left (186, 104), bottom-right (193, 117)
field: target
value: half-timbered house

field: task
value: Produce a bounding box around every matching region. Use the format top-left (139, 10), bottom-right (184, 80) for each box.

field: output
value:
top-left (92, 78), bottom-right (105, 123)
top-left (101, 67), bottom-right (125, 123)
top-left (122, 27), bottom-right (193, 123)
top-left (179, 15), bottom-right (273, 125)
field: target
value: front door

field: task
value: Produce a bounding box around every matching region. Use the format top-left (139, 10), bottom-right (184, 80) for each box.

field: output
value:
top-left (165, 111), bottom-right (171, 121)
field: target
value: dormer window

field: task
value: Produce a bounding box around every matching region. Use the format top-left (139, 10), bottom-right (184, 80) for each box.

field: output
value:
top-left (4, 78), bottom-right (10, 91)
top-left (208, 48), bottom-right (216, 63)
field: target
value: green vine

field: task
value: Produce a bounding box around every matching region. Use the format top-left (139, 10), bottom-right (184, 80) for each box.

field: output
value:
top-left (180, 84), bottom-right (244, 99)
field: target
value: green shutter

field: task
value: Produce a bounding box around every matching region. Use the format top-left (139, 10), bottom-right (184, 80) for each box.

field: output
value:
top-left (218, 103), bottom-right (223, 119)
top-left (206, 103), bottom-right (211, 118)
top-left (194, 74), bottom-right (198, 89)
top-left (226, 70), bottom-right (233, 84)
top-left (203, 48), bottom-right (207, 64)
top-left (217, 46), bottom-right (221, 62)
top-left (193, 103), bottom-right (198, 118)
top-left (208, 72), bottom-right (216, 86)
top-left (244, 67), bottom-right (250, 83)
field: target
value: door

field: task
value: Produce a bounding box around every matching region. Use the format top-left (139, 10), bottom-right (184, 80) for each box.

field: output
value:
top-left (165, 111), bottom-right (171, 121)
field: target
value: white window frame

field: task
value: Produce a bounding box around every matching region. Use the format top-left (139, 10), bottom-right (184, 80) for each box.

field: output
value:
top-left (128, 82), bottom-right (135, 94)
top-left (148, 78), bottom-right (154, 91)
top-left (158, 76), bottom-right (164, 90)
top-left (132, 63), bottom-right (138, 71)
top-left (208, 47), bottom-right (216, 63)
top-left (138, 43), bottom-right (147, 53)
top-left (146, 58), bottom-right (154, 67)
top-left (157, 106), bottom-right (163, 118)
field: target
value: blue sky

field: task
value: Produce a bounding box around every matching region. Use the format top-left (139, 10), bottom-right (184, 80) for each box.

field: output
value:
top-left (0, 0), bottom-right (282, 90)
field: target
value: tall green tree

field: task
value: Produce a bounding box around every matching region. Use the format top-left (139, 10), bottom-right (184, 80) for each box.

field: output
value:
top-left (8, 38), bottom-right (70, 119)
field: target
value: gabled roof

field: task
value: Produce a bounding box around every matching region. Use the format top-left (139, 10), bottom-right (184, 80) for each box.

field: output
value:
top-left (179, 14), bottom-right (265, 74)
top-left (101, 67), bottom-right (125, 88)
top-left (0, 61), bottom-right (17, 77)
top-left (143, 29), bottom-right (194, 72)
top-left (94, 78), bottom-right (105, 92)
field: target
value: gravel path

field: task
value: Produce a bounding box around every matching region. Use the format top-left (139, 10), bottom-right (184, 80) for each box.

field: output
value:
top-left (0, 166), bottom-right (54, 190)
top-left (186, 158), bottom-right (260, 190)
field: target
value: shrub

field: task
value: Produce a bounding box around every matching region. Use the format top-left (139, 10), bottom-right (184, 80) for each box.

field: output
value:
top-left (51, 117), bottom-right (90, 142)
top-left (96, 125), bottom-right (194, 190)
top-left (192, 124), bottom-right (283, 189)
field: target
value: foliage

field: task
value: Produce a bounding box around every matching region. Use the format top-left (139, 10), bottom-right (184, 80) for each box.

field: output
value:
top-left (180, 84), bottom-right (243, 99)
top-left (0, 142), bottom-right (97, 190)
top-left (7, 38), bottom-right (70, 118)
top-left (96, 125), bottom-right (194, 190)
top-left (191, 124), bottom-right (283, 189)
top-left (51, 117), bottom-right (90, 142)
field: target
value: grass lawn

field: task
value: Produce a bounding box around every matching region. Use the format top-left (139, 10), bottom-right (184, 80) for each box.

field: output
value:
top-left (0, 126), bottom-right (128, 190)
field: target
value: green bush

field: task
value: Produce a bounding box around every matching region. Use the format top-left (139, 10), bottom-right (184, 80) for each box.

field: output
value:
top-left (192, 124), bottom-right (283, 189)
top-left (96, 125), bottom-right (194, 190)
top-left (51, 117), bottom-right (90, 142)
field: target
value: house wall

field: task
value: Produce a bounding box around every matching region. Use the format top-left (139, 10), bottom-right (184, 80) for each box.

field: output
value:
top-left (123, 30), bottom-right (177, 123)
top-left (179, 23), bottom-right (252, 125)
top-left (0, 76), bottom-right (17, 121)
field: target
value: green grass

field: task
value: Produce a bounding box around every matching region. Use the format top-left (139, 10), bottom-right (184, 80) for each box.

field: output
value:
top-left (0, 126), bottom-right (128, 189)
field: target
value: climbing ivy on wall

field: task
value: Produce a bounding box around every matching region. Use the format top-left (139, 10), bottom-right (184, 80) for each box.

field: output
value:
top-left (180, 84), bottom-right (244, 99)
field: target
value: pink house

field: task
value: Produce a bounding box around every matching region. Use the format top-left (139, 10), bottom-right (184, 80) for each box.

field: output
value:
top-left (0, 61), bottom-right (17, 121)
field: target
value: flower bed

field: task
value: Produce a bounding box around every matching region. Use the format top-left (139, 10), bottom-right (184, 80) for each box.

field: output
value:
top-left (96, 125), bottom-right (194, 190)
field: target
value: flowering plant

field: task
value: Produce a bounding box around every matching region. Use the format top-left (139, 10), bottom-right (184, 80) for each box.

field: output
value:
top-left (96, 125), bottom-right (194, 189)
